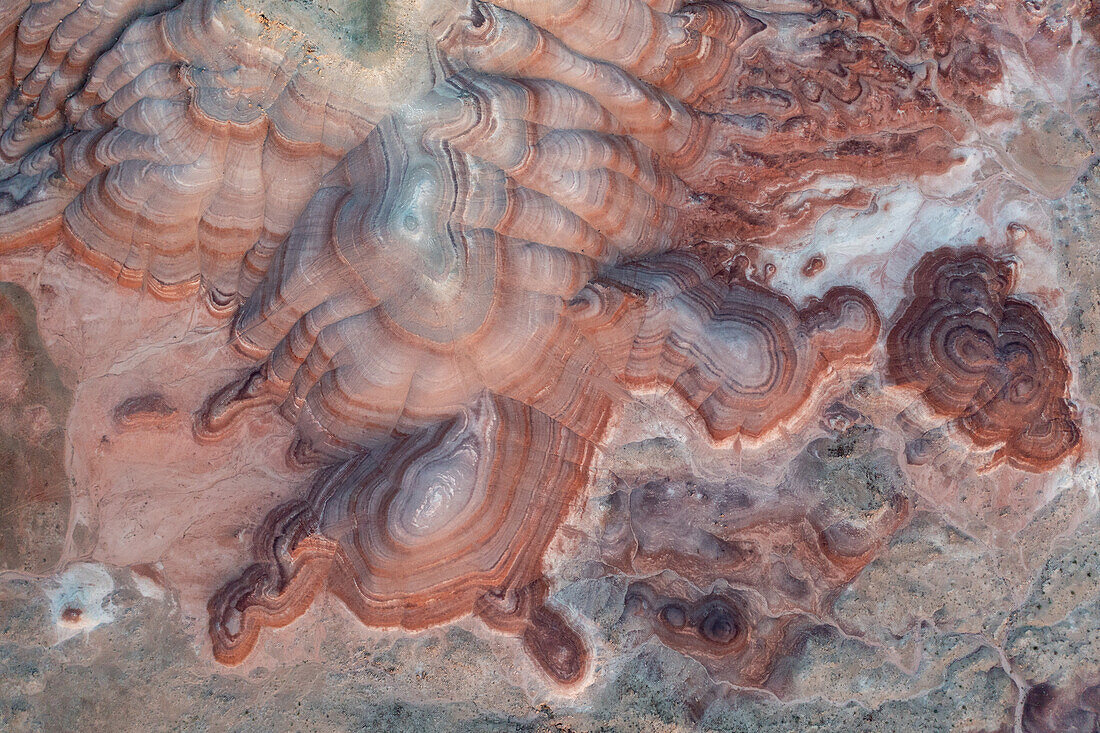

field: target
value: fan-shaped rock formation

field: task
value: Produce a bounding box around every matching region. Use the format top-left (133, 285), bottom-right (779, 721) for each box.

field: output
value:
top-left (2, 0), bottom-right (999, 306)
top-left (0, 0), bottom-right (381, 311)
top-left (887, 247), bottom-right (1081, 472)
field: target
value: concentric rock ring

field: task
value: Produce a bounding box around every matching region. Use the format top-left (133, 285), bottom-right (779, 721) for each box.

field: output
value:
top-left (887, 247), bottom-right (1080, 471)
top-left (209, 393), bottom-right (595, 683)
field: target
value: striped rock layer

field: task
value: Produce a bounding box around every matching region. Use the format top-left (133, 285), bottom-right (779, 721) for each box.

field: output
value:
top-left (0, 0), bottom-right (1084, 686)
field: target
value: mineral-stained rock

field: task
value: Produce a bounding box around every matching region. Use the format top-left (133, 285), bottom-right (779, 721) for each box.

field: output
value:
top-left (208, 393), bottom-right (597, 685)
top-left (569, 249), bottom-right (880, 444)
top-left (0, 0), bottom-right (1098, 729)
top-left (112, 393), bottom-right (176, 429)
top-left (887, 247), bottom-right (1081, 471)
top-left (621, 576), bottom-right (798, 689)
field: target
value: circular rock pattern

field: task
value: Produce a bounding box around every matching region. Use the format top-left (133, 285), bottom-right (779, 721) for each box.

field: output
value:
top-left (0, 0), bottom-right (1080, 690)
top-left (887, 247), bottom-right (1080, 471)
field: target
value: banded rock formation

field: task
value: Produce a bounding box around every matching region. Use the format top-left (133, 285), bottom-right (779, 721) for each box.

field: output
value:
top-left (887, 247), bottom-right (1081, 472)
top-left (600, 423), bottom-right (911, 693)
top-left (569, 250), bottom-right (879, 444)
top-left (0, 0), bottom-right (385, 309)
top-left (0, 0), bottom-right (1092, 699)
top-left (622, 577), bottom-right (800, 690)
top-left (209, 394), bottom-right (593, 683)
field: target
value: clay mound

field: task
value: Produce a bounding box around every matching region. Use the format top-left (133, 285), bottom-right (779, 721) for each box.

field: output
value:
top-left (209, 393), bottom-right (594, 685)
top-left (887, 247), bottom-right (1080, 472)
top-left (622, 577), bottom-right (798, 688)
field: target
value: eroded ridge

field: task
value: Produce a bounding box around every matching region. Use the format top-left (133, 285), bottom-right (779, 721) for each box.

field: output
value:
top-left (209, 394), bottom-right (596, 685)
top-left (1, 0), bottom-right (1007, 308)
top-left (475, 577), bottom-right (589, 686)
top-left (887, 247), bottom-right (1081, 472)
top-left (437, 0), bottom-right (991, 247)
top-left (194, 87), bottom-right (627, 460)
